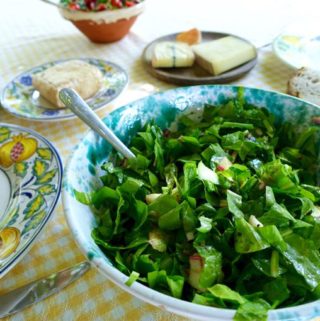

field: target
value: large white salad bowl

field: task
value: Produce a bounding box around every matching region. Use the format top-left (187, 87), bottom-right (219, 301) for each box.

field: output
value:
top-left (62, 85), bottom-right (320, 321)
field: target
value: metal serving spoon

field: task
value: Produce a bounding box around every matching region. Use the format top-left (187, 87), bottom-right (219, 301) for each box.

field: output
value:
top-left (40, 0), bottom-right (71, 10)
top-left (0, 89), bottom-right (136, 317)
top-left (59, 88), bottom-right (136, 159)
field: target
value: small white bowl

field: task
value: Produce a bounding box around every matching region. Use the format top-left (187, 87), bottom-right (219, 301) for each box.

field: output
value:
top-left (272, 20), bottom-right (320, 70)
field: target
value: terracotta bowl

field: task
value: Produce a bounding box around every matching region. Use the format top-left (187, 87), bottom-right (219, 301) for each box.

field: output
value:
top-left (59, 2), bottom-right (146, 43)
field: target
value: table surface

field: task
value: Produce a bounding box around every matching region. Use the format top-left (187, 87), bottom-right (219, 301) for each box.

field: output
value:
top-left (0, 0), bottom-right (317, 320)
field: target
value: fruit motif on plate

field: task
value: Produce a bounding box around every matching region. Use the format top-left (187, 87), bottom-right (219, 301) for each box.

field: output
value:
top-left (0, 134), bottom-right (37, 168)
top-left (0, 124), bottom-right (62, 279)
top-left (0, 227), bottom-right (21, 260)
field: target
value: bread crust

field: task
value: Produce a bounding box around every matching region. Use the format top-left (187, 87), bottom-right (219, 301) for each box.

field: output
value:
top-left (287, 67), bottom-right (320, 106)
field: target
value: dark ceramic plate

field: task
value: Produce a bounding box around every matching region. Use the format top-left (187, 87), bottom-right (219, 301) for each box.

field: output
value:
top-left (142, 31), bottom-right (258, 85)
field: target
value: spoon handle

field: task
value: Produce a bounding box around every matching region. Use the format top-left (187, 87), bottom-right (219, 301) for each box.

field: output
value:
top-left (40, 0), bottom-right (63, 9)
top-left (59, 88), bottom-right (135, 159)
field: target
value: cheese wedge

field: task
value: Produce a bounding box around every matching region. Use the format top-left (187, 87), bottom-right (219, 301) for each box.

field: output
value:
top-left (32, 60), bottom-right (103, 108)
top-left (176, 28), bottom-right (202, 45)
top-left (152, 41), bottom-right (195, 68)
top-left (192, 36), bottom-right (256, 75)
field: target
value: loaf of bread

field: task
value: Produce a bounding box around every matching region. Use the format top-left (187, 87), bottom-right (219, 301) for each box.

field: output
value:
top-left (32, 60), bottom-right (103, 108)
top-left (287, 67), bottom-right (320, 106)
top-left (192, 36), bottom-right (256, 75)
top-left (176, 28), bottom-right (202, 45)
top-left (152, 41), bottom-right (195, 68)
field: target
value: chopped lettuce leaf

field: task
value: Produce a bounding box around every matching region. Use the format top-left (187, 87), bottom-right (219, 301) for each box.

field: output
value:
top-left (91, 95), bottom-right (320, 321)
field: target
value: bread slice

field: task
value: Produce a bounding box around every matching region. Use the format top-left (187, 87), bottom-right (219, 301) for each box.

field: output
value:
top-left (32, 60), bottom-right (103, 108)
top-left (176, 28), bottom-right (202, 45)
top-left (287, 68), bottom-right (320, 106)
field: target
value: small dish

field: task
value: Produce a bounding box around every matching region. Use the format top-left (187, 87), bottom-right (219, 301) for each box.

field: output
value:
top-left (0, 123), bottom-right (62, 278)
top-left (272, 21), bottom-right (320, 70)
top-left (58, 1), bottom-right (146, 43)
top-left (0, 58), bottom-right (128, 122)
top-left (41, 0), bottom-right (146, 43)
top-left (142, 31), bottom-right (258, 86)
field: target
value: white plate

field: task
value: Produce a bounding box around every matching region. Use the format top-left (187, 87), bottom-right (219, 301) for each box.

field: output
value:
top-left (273, 21), bottom-right (320, 70)
top-left (0, 58), bottom-right (128, 121)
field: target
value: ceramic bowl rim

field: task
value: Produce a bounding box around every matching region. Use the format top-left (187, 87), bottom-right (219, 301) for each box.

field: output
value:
top-left (59, 1), bottom-right (146, 23)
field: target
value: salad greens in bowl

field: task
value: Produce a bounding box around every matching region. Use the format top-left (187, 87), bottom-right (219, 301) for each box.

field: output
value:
top-left (62, 85), bottom-right (320, 321)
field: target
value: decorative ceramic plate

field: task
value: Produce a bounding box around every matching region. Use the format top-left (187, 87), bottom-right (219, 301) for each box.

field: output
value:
top-left (0, 58), bottom-right (128, 121)
top-left (142, 31), bottom-right (258, 85)
top-left (0, 123), bottom-right (62, 278)
top-left (273, 21), bottom-right (320, 70)
top-left (63, 85), bottom-right (320, 321)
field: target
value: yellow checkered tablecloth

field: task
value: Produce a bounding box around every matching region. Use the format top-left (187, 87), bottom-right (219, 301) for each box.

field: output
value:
top-left (0, 0), bottom-right (301, 320)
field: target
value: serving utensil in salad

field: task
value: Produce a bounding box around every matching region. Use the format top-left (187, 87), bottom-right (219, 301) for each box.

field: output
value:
top-left (40, 0), bottom-right (66, 9)
top-left (59, 88), bottom-right (135, 159)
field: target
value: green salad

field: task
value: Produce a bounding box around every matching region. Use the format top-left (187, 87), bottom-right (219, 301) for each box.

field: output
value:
top-left (90, 93), bottom-right (320, 321)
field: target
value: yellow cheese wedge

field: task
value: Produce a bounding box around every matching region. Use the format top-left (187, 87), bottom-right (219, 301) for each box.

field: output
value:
top-left (176, 28), bottom-right (202, 45)
top-left (192, 36), bottom-right (256, 75)
top-left (152, 41), bottom-right (195, 68)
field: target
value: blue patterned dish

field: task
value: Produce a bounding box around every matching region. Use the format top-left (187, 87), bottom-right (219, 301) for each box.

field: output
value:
top-left (0, 123), bottom-right (62, 278)
top-left (63, 85), bottom-right (320, 321)
top-left (0, 58), bottom-right (128, 121)
top-left (272, 21), bottom-right (320, 70)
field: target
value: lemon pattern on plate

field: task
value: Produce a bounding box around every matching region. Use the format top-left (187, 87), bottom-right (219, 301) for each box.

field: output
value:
top-left (0, 227), bottom-right (20, 260)
top-left (0, 124), bottom-right (62, 278)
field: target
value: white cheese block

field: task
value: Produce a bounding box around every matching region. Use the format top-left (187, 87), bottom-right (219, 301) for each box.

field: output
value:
top-left (192, 36), bottom-right (256, 75)
top-left (32, 60), bottom-right (103, 108)
top-left (151, 41), bottom-right (195, 68)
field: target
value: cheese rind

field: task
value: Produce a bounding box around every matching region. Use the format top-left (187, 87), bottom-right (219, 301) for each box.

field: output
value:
top-left (152, 41), bottom-right (195, 68)
top-left (192, 36), bottom-right (256, 75)
top-left (176, 28), bottom-right (202, 45)
top-left (32, 60), bottom-right (103, 108)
